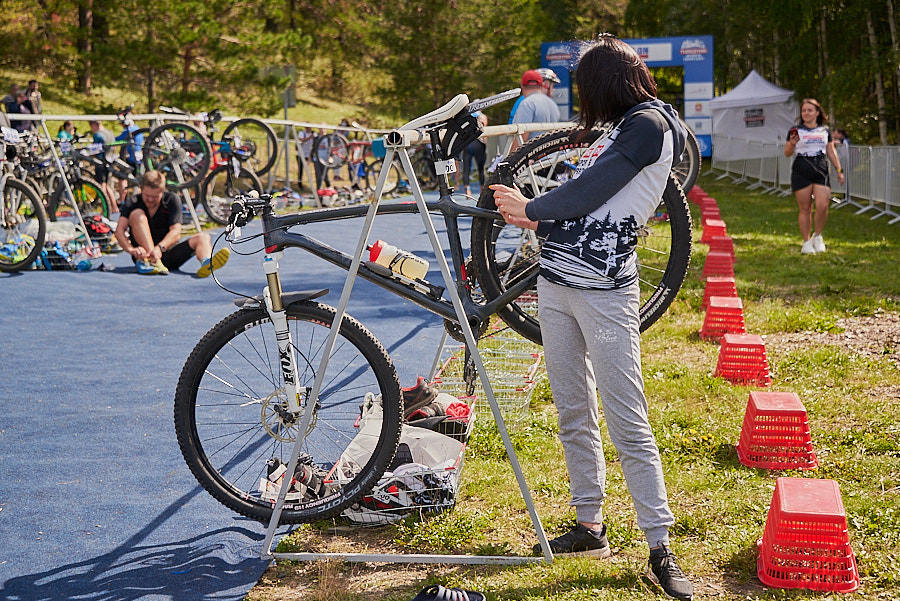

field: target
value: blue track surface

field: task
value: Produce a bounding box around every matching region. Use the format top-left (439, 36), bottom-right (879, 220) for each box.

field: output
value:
top-left (0, 195), bottom-right (468, 600)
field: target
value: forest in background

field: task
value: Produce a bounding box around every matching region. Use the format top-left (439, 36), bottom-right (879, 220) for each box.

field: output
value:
top-left (1, 0), bottom-right (898, 144)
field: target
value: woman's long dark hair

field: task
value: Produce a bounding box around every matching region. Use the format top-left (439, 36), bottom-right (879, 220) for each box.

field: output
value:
top-left (576, 34), bottom-right (657, 132)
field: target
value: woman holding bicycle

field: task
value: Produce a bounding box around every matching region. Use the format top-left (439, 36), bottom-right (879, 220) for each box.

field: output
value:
top-left (492, 35), bottom-right (693, 600)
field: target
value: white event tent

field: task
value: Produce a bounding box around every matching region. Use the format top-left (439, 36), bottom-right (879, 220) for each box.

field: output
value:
top-left (710, 70), bottom-right (798, 160)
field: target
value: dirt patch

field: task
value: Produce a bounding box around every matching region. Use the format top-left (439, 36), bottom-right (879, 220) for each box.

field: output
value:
top-left (762, 311), bottom-right (900, 369)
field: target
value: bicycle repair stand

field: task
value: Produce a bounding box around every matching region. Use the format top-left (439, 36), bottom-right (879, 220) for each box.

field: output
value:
top-left (259, 96), bottom-right (555, 566)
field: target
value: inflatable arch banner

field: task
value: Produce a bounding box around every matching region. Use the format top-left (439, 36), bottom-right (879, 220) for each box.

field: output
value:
top-left (540, 36), bottom-right (714, 157)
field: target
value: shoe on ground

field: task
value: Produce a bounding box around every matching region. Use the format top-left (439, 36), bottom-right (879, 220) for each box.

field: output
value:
top-left (801, 239), bottom-right (816, 254)
top-left (811, 233), bottom-right (826, 253)
top-left (136, 259), bottom-right (169, 275)
top-left (533, 523), bottom-right (611, 558)
top-left (401, 376), bottom-right (437, 420)
top-left (409, 584), bottom-right (484, 601)
top-left (644, 544), bottom-right (693, 600)
top-left (197, 248), bottom-right (230, 278)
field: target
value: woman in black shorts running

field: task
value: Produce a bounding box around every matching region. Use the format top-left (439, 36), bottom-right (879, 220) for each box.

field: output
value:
top-left (783, 98), bottom-right (844, 254)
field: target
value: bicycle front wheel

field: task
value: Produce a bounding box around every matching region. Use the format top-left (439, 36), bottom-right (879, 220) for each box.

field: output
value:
top-left (174, 302), bottom-right (402, 524)
top-left (470, 129), bottom-right (692, 344)
top-left (314, 133), bottom-right (349, 169)
top-left (368, 158), bottom-right (400, 195)
top-left (0, 178), bottom-right (46, 272)
top-left (199, 164), bottom-right (263, 225)
top-left (222, 118), bottom-right (278, 176)
top-left (49, 177), bottom-right (109, 220)
top-left (143, 122), bottom-right (212, 189)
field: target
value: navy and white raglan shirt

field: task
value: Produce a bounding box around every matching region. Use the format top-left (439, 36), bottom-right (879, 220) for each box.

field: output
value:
top-left (523, 99), bottom-right (687, 290)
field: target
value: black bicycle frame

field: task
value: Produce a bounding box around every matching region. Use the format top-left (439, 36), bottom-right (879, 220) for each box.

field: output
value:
top-left (257, 196), bottom-right (536, 331)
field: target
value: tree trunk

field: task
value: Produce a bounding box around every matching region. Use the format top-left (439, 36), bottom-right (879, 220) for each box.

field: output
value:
top-left (147, 67), bottom-right (155, 113)
top-left (182, 45), bottom-right (194, 95)
top-left (887, 0), bottom-right (899, 139)
top-left (77, 0), bottom-right (93, 94)
top-left (820, 12), bottom-right (834, 123)
top-left (866, 8), bottom-right (889, 144)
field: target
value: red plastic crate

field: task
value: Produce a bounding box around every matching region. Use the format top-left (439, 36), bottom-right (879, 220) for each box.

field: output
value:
top-left (700, 296), bottom-right (746, 341)
top-left (699, 198), bottom-right (719, 212)
top-left (736, 392), bottom-right (818, 470)
top-left (757, 478), bottom-right (859, 593)
top-left (687, 187), bottom-right (705, 203)
top-left (703, 251), bottom-right (735, 277)
top-left (703, 276), bottom-right (738, 308)
top-left (700, 218), bottom-right (727, 243)
top-left (715, 333), bottom-right (771, 386)
top-left (708, 235), bottom-right (735, 261)
top-left (701, 208), bottom-right (722, 223)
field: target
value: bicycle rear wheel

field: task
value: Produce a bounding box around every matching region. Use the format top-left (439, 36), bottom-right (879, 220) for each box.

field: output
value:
top-left (222, 118), bottom-right (278, 177)
top-left (174, 302), bottom-right (403, 524)
top-left (200, 163), bottom-right (263, 225)
top-left (142, 122), bottom-right (212, 190)
top-left (672, 122), bottom-right (701, 193)
top-left (49, 176), bottom-right (109, 220)
top-left (470, 128), bottom-right (692, 344)
top-left (0, 178), bottom-right (46, 272)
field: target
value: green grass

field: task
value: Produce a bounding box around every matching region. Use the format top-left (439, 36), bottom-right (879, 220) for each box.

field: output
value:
top-left (253, 173), bottom-right (900, 600)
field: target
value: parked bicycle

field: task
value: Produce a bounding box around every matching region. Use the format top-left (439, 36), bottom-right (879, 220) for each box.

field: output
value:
top-left (174, 89), bottom-right (692, 524)
top-left (157, 106), bottom-right (279, 177)
top-left (0, 128), bottom-right (47, 272)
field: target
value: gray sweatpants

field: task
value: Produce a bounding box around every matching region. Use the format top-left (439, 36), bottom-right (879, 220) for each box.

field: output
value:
top-left (537, 277), bottom-right (674, 548)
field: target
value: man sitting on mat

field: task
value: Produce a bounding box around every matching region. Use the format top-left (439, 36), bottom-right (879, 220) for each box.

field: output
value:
top-left (114, 170), bottom-right (230, 277)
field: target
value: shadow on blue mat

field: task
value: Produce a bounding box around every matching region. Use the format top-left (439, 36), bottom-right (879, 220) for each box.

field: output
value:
top-left (0, 489), bottom-right (271, 601)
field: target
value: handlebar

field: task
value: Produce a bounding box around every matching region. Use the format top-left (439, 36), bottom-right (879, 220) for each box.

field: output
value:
top-left (228, 191), bottom-right (271, 228)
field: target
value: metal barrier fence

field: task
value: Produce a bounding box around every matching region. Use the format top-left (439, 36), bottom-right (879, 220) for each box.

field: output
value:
top-left (706, 135), bottom-right (900, 224)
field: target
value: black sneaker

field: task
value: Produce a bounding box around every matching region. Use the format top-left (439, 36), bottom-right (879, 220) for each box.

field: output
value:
top-left (644, 544), bottom-right (693, 600)
top-left (533, 523), bottom-right (611, 558)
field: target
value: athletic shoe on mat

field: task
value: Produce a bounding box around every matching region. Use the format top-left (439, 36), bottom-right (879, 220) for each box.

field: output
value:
top-left (136, 259), bottom-right (169, 275)
top-left (197, 248), bottom-right (230, 278)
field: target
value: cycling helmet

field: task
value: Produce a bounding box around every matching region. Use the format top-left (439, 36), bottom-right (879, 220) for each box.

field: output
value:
top-left (536, 68), bottom-right (561, 84)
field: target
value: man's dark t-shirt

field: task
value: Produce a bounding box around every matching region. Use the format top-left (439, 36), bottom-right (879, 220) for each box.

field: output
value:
top-left (119, 191), bottom-right (182, 248)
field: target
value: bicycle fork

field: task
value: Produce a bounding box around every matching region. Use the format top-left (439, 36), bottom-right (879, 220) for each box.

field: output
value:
top-left (262, 251), bottom-right (305, 414)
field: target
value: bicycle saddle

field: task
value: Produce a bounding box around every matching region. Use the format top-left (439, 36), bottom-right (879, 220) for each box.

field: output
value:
top-left (398, 94), bottom-right (469, 131)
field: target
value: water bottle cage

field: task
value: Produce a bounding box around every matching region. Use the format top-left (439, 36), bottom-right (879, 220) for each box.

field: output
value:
top-left (387, 253), bottom-right (419, 278)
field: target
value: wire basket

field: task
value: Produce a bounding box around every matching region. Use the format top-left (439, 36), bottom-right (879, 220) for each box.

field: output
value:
top-left (341, 411), bottom-right (476, 526)
top-left (432, 328), bottom-right (544, 425)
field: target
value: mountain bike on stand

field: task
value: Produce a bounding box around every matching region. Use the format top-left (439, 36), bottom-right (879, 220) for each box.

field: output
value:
top-left (174, 89), bottom-right (692, 524)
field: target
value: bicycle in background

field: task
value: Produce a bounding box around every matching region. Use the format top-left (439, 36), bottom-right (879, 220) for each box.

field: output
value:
top-left (0, 127), bottom-right (47, 272)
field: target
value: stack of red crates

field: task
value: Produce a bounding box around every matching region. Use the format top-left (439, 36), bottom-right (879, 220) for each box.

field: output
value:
top-left (757, 477), bottom-right (859, 593)
top-left (702, 276), bottom-right (738, 309)
top-left (714, 333), bottom-right (771, 386)
top-left (736, 392), bottom-right (817, 470)
top-left (700, 296), bottom-right (746, 341)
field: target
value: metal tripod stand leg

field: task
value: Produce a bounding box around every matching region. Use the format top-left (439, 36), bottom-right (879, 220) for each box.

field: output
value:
top-left (260, 146), bottom-right (553, 564)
